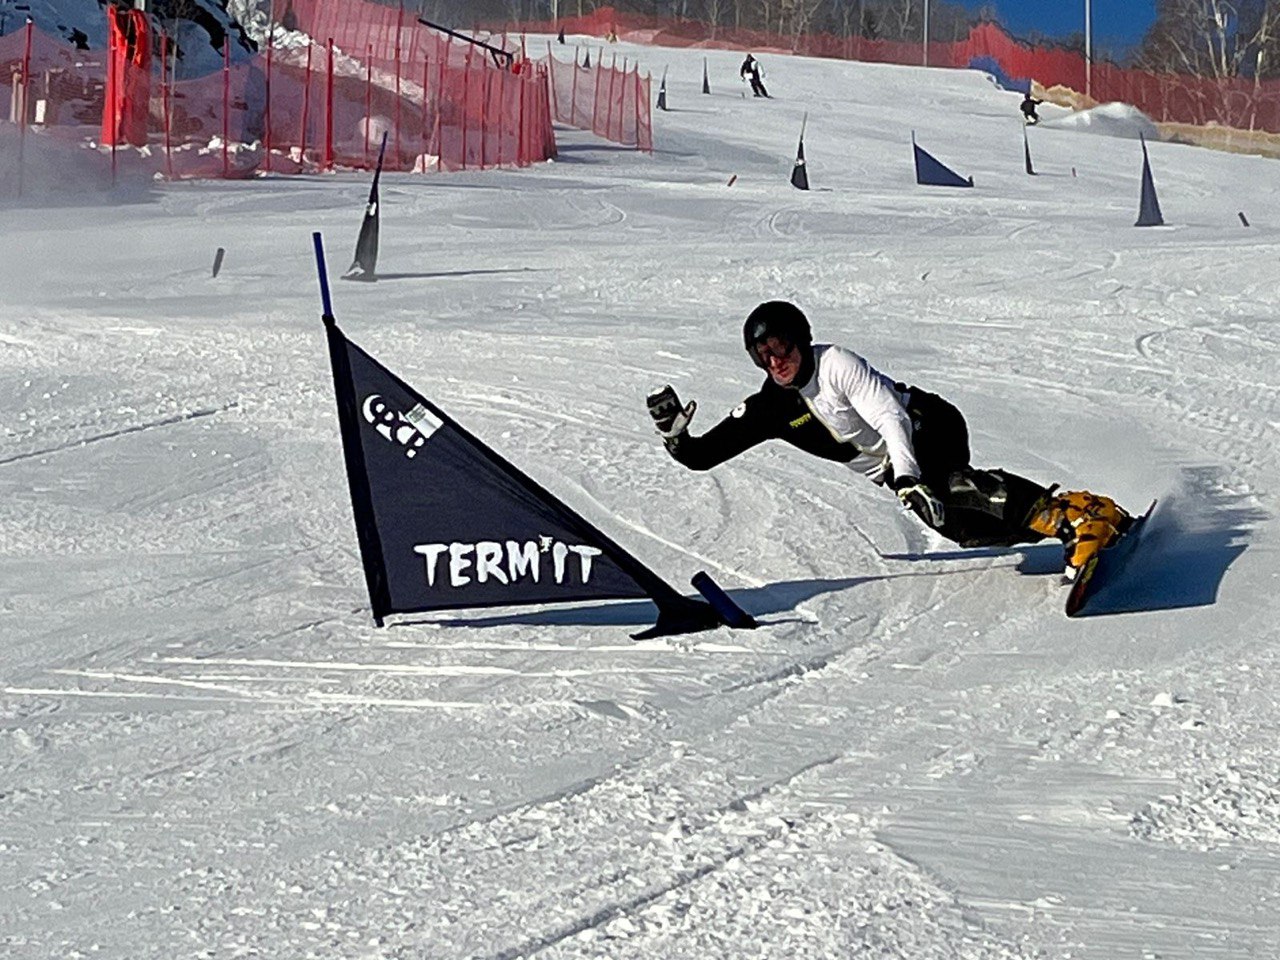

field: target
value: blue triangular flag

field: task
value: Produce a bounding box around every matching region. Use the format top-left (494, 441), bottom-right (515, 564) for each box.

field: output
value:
top-left (791, 115), bottom-right (809, 190)
top-left (1135, 134), bottom-right (1164, 227)
top-left (913, 133), bottom-right (973, 188)
top-left (344, 132), bottom-right (387, 281)
top-left (791, 138), bottom-right (809, 191)
top-left (321, 318), bottom-right (724, 637)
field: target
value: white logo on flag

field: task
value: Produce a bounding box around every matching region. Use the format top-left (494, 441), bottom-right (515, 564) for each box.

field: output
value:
top-left (362, 394), bottom-right (441, 458)
top-left (413, 539), bottom-right (604, 589)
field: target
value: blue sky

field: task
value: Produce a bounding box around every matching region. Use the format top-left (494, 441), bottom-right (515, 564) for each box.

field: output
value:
top-left (956, 1), bottom-right (1157, 49)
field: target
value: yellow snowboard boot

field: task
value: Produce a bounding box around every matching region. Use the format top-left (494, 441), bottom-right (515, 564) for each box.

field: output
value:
top-left (1027, 490), bottom-right (1132, 580)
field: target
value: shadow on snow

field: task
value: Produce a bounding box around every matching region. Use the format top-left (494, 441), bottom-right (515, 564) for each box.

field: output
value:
top-left (887, 465), bottom-right (1263, 617)
top-left (1080, 471), bottom-right (1262, 616)
top-left (393, 576), bottom-right (876, 631)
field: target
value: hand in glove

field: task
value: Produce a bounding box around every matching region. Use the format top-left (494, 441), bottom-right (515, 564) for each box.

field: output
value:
top-left (647, 385), bottom-right (697, 439)
top-left (893, 475), bottom-right (945, 529)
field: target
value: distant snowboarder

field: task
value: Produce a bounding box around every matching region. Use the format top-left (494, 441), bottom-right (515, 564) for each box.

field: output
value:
top-left (1021, 92), bottom-right (1043, 125)
top-left (740, 54), bottom-right (770, 98)
top-left (647, 301), bottom-right (1133, 581)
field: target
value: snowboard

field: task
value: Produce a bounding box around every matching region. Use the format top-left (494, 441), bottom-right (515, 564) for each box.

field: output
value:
top-left (1065, 500), bottom-right (1157, 617)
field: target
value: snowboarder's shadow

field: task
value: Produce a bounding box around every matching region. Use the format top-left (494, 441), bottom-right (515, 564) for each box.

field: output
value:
top-left (886, 467), bottom-right (1261, 617)
top-left (729, 576), bottom-right (880, 623)
top-left (1079, 479), bottom-right (1261, 616)
top-left (397, 576), bottom-right (878, 631)
top-left (880, 542), bottom-right (1062, 576)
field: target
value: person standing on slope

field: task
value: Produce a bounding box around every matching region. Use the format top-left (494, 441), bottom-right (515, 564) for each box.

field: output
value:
top-left (1021, 92), bottom-right (1043, 124)
top-left (740, 54), bottom-right (770, 98)
top-left (646, 300), bottom-right (1131, 579)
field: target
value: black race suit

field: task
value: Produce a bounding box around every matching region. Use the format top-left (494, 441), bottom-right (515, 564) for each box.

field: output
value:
top-left (665, 362), bottom-right (1052, 548)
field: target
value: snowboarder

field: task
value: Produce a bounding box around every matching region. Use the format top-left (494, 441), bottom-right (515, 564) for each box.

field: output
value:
top-left (740, 54), bottom-right (770, 98)
top-left (646, 301), bottom-right (1132, 579)
top-left (1021, 92), bottom-right (1043, 125)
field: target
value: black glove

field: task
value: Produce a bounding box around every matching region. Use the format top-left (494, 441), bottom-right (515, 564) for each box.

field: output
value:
top-left (893, 475), bottom-right (945, 529)
top-left (647, 385), bottom-right (696, 439)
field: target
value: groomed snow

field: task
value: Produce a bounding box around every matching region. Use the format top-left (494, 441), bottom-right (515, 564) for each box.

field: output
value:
top-left (3, 39), bottom-right (1280, 959)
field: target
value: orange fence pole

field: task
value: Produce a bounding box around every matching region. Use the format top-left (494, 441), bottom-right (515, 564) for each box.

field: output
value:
top-left (637, 68), bottom-right (645, 151)
top-left (264, 32), bottom-right (273, 173)
top-left (325, 38), bottom-right (334, 170)
top-left (518, 68), bottom-right (528, 165)
top-left (434, 42), bottom-right (446, 168)
top-left (222, 37), bottom-right (230, 177)
top-left (161, 31), bottom-right (173, 178)
top-left (604, 53), bottom-right (617, 140)
top-left (480, 69), bottom-right (491, 168)
top-left (300, 43), bottom-right (313, 164)
top-left (461, 44), bottom-right (473, 170)
top-left (427, 57), bottom-right (437, 174)
top-left (18, 18), bottom-right (32, 195)
top-left (394, 4), bottom-right (403, 168)
top-left (590, 51), bottom-right (601, 133)
top-left (108, 19), bottom-right (117, 185)
top-left (569, 47), bottom-right (579, 125)
top-left (364, 45), bottom-right (373, 165)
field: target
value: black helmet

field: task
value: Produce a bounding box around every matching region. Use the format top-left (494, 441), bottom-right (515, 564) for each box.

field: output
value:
top-left (743, 300), bottom-right (812, 367)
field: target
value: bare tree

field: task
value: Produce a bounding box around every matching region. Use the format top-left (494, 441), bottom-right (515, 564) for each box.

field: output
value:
top-left (1134, 0), bottom-right (1280, 128)
top-left (784, 0), bottom-right (829, 41)
top-left (696, 0), bottom-right (727, 33)
top-left (1136, 0), bottom-right (1280, 79)
top-left (886, 0), bottom-right (920, 41)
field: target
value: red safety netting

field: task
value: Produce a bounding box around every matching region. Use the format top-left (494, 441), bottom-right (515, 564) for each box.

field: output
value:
top-left (282, 0), bottom-right (648, 150)
top-left (543, 47), bottom-right (651, 151)
top-left (279, 0), bottom-right (462, 70)
top-left (2, 15), bottom-right (556, 188)
top-left (168, 37), bottom-right (553, 175)
top-left (515, 7), bottom-right (1280, 135)
top-left (277, 0), bottom-right (567, 162)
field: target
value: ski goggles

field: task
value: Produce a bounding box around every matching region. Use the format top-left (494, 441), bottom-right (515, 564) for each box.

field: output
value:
top-left (750, 338), bottom-right (797, 369)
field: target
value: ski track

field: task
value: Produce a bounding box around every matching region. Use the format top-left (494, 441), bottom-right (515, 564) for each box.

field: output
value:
top-left (0, 402), bottom-right (241, 466)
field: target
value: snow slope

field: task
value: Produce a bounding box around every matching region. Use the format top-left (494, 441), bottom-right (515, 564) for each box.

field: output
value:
top-left (3, 41), bottom-right (1280, 959)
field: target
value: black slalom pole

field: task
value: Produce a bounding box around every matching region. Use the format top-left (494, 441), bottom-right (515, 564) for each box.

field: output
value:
top-left (313, 231), bottom-right (334, 321)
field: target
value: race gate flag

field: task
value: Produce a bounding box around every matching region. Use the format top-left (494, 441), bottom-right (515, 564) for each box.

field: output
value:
top-left (314, 238), bottom-right (750, 638)
top-left (343, 132), bottom-right (388, 281)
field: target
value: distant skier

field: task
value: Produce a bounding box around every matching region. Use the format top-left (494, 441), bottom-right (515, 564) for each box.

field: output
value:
top-left (1021, 92), bottom-right (1043, 125)
top-left (740, 54), bottom-right (770, 98)
top-left (647, 301), bottom-right (1132, 579)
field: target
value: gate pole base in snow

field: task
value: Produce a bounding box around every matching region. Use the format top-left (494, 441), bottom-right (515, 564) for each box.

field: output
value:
top-left (692, 571), bottom-right (757, 629)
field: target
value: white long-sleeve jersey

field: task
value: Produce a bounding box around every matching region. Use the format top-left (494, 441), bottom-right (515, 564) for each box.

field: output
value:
top-left (797, 344), bottom-right (921, 481)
